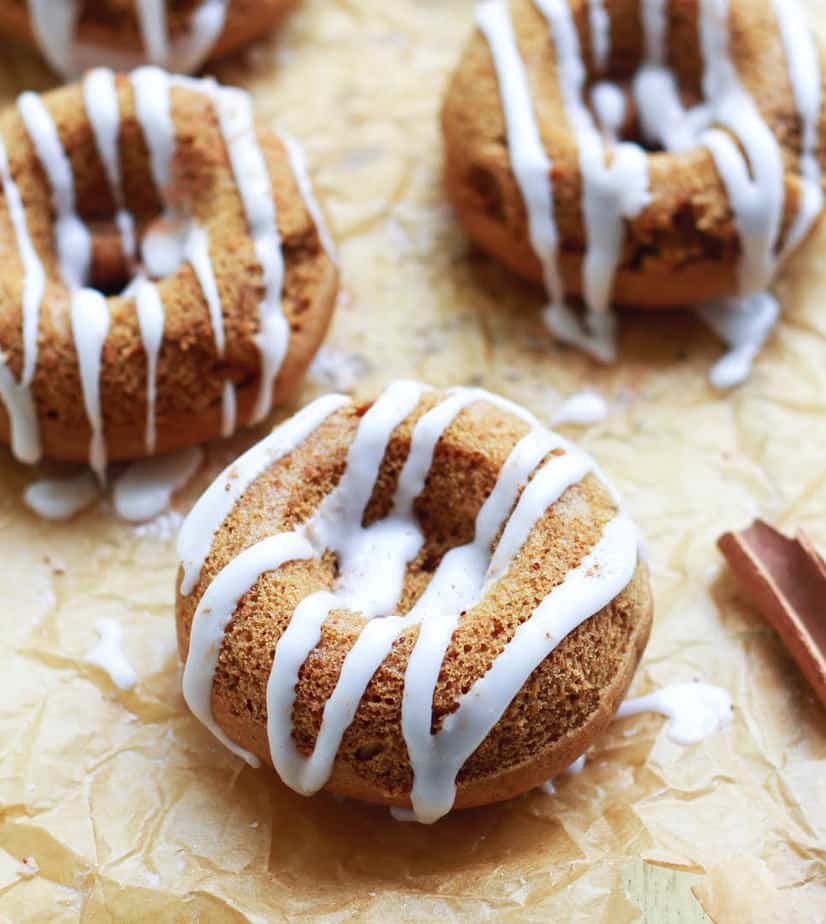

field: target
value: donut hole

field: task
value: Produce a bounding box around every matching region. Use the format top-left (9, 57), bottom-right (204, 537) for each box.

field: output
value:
top-left (88, 222), bottom-right (135, 295)
top-left (586, 76), bottom-right (707, 153)
top-left (80, 206), bottom-right (198, 296)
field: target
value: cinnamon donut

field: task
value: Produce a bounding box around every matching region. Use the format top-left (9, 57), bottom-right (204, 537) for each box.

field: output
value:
top-left (0, 68), bottom-right (337, 478)
top-left (0, 1), bottom-right (293, 78)
top-left (176, 381), bottom-right (653, 822)
top-left (443, 0), bottom-right (826, 364)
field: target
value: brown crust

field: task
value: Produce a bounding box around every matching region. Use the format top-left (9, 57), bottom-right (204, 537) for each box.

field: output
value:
top-left (0, 0), bottom-right (294, 71)
top-left (442, 0), bottom-right (826, 309)
top-left (0, 74), bottom-right (337, 463)
top-left (176, 389), bottom-right (654, 812)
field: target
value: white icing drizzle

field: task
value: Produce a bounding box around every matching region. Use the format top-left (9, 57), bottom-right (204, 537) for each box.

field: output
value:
top-left (770, 0), bottom-right (824, 258)
top-left (186, 225), bottom-right (225, 355)
top-left (86, 618), bottom-right (137, 690)
top-left (180, 382), bottom-right (640, 822)
top-left (175, 1), bottom-right (231, 74)
top-left (70, 290), bottom-right (111, 481)
top-left (696, 291), bottom-right (780, 389)
top-left (132, 67), bottom-right (175, 198)
top-left (83, 69), bottom-right (135, 261)
top-left (183, 531), bottom-right (314, 765)
top-left (280, 131), bottom-right (338, 263)
top-left (113, 446), bottom-right (203, 522)
top-left (616, 682), bottom-right (733, 744)
top-left (18, 92), bottom-right (91, 290)
top-left (587, 0), bottom-right (610, 71)
top-left (177, 392), bottom-right (350, 596)
top-left (536, 0), bottom-right (649, 361)
top-left (0, 358), bottom-right (40, 464)
top-left (23, 471), bottom-right (100, 521)
top-left (0, 135), bottom-right (45, 391)
top-left (26, 0), bottom-right (79, 78)
top-left (476, 0), bottom-right (564, 309)
top-left (591, 81), bottom-right (625, 143)
top-left (185, 223), bottom-right (238, 438)
top-left (477, 0), bottom-right (647, 365)
top-left (136, 0), bottom-right (169, 67)
top-left (221, 381), bottom-right (237, 439)
top-left (697, 0), bottom-right (785, 295)
top-left (26, 0), bottom-right (229, 78)
top-left (18, 91), bottom-right (112, 480)
top-left (212, 87), bottom-right (289, 425)
top-left (552, 389), bottom-right (608, 425)
top-left (0, 130), bottom-right (44, 464)
top-left (134, 279), bottom-right (165, 454)
top-left (480, 0), bottom-right (823, 383)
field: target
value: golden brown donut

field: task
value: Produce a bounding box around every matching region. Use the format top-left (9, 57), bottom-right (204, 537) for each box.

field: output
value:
top-left (0, 68), bottom-right (337, 477)
top-left (0, 1), bottom-right (294, 78)
top-left (176, 381), bottom-right (653, 822)
top-left (443, 0), bottom-right (826, 358)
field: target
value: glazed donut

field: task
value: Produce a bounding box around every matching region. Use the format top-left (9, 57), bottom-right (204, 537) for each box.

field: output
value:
top-left (443, 0), bottom-right (826, 361)
top-left (176, 381), bottom-right (652, 822)
top-left (0, 1), bottom-right (293, 78)
top-left (0, 68), bottom-right (337, 478)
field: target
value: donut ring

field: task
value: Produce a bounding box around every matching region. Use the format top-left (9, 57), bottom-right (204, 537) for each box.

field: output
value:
top-left (0, 68), bottom-right (337, 477)
top-left (443, 0), bottom-right (826, 348)
top-left (0, 1), bottom-right (293, 78)
top-left (176, 381), bottom-right (652, 822)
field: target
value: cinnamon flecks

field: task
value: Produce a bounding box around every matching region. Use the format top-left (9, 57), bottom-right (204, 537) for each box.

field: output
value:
top-left (718, 520), bottom-right (826, 709)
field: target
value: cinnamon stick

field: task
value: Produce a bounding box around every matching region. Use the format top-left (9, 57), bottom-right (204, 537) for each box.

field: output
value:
top-left (718, 520), bottom-right (826, 710)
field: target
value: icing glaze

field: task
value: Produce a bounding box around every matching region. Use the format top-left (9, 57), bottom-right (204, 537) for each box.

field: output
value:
top-left (136, 0), bottom-right (169, 67)
top-left (84, 69), bottom-right (136, 261)
top-left (18, 90), bottom-right (110, 480)
top-left (280, 131), bottom-right (337, 264)
top-left (617, 682), bottom-right (733, 744)
top-left (479, 0), bottom-right (823, 383)
top-left (26, 0), bottom-right (230, 78)
top-left (476, 1), bottom-right (563, 310)
top-left (211, 86), bottom-right (289, 425)
top-left (552, 389), bottom-right (608, 425)
top-left (180, 382), bottom-right (640, 822)
top-left (134, 278), bottom-right (165, 454)
top-left (177, 392), bottom-right (350, 595)
top-left (696, 291), bottom-right (780, 388)
top-left (0, 131), bottom-right (43, 464)
top-left (771, 0), bottom-right (824, 258)
top-left (86, 618), bottom-right (137, 690)
top-left (23, 471), bottom-right (100, 520)
top-left (2, 67), bottom-right (329, 476)
top-left (70, 290), bottom-right (111, 481)
top-left (535, 682), bottom-right (732, 803)
top-left (26, 0), bottom-right (79, 78)
top-left (113, 446), bottom-right (203, 522)
top-left (587, 0), bottom-right (610, 71)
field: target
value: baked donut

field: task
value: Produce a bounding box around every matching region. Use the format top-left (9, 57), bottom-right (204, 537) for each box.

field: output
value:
top-left (0, 1), bottom-right (293, 78)
top-left (443, 0), bottom-right (826, 365)
top-left (0, 67), bottom-right (337, 479)
top-left (176, 381), bottom-right (653, 822)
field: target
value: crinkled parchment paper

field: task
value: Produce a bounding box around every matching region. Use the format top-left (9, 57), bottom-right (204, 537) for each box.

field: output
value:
top-left (1, 1), bottom-right (825, 921)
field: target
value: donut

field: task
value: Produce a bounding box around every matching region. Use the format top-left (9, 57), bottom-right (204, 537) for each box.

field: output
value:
top-left (442, 0), bottom-right (826, 363)
top-left (176, 381), bottom-right (653, 822)
top-left (0, 67), bottom-right (337, 479)
top-left (0, 1), bottom-right (292, 78)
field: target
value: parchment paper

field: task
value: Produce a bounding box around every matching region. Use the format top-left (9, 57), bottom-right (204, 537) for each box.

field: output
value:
top-left (0, 1), bottom-right (825, 920)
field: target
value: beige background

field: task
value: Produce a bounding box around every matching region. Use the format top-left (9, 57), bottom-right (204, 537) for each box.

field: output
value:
top-left (0, 1), bottom-right (825, 920)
